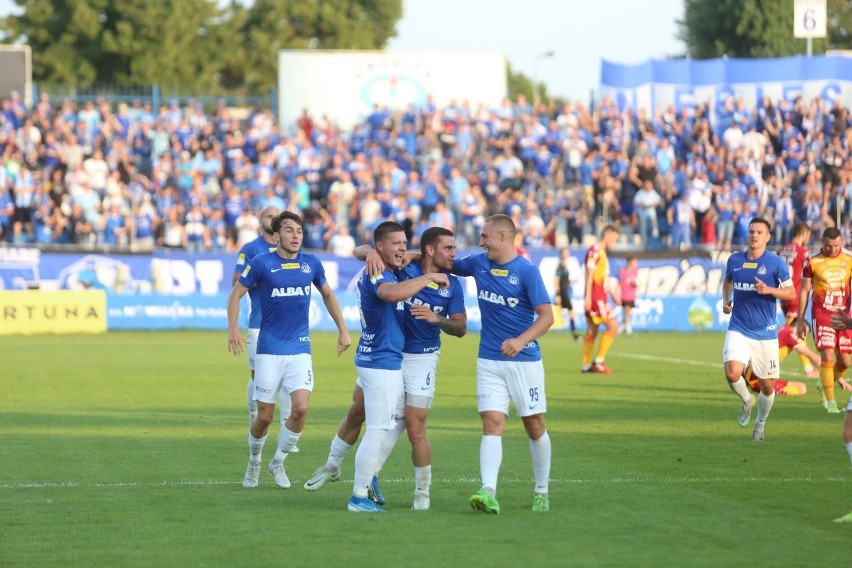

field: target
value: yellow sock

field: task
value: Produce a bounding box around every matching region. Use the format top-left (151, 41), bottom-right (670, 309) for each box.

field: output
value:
top-left (800, 352), bottom-right (813, 371)
top-left (743, 366), bottom-right (758, 391)
top-left (597, 331), bottom-right (616, 361)
top-left (582, 336), bottom-right (595, 366)
top-left (820, 364), bottom-right (836, 401)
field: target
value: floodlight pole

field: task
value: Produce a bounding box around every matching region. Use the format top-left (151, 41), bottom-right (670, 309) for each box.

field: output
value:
top-left (533, 50), bottom-right (555, 105)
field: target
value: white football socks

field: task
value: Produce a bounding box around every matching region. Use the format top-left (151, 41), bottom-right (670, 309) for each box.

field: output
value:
top-left (755, 392), bottom-right (775, 426)
top-left (271, 426), bottom-right (301, 465)
top-left (248, 433), bottom-right (267, 465)
top-left (414, 465), bottom-right (432, 494)
top-left (327, 435), bottom-right (353, 472)
top-left (530, 431), bottom-right (552, 495)
top-left (479, 435), bottom-right (502, 494)
top-left (728, 377), bottom-right (752, 403)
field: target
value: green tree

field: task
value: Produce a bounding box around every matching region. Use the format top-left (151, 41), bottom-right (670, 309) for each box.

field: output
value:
top-left (222, 0), bottom-right (402, 92)
top-left (679, 0), bottom-right (852, 58)
top-left (0, 0), bottom-right (402, 91)
top-left (0, 0), bottom-right (225, 88)
top-left (507, 64), bottom-right (552, 104)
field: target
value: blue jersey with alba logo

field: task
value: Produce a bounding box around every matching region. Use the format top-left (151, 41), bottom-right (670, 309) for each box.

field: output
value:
top-left (234, 236), bottom-right (278, 329)
top-left (355, 268), bottom-right (405, 370)
top-left (453, 253), bottom-right (551, 362)
top-left (238, 251), bottom-right (327, 355)
top-left (725, 250), bottom-right (791, 340)
top-left (398, 262), bottom-right (465, 354)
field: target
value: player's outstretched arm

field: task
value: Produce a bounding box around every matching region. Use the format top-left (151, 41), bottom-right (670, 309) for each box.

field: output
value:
top-left (721, 277), bottom-right (733, 314)
top-left (410, 305), bottom-right (467, 338)
top-left (792, 343), bottom-right (821, 367)
top-left (355, 245), bottom-right (417, 276)
top-left (318, 282), bottom-right (352, 356)
top-left (753, 277), bottom-right (795, 302)
top-left (377, 272), bottom-right (450, 303)
top-left (830, 312), bottom-right (852, 331)
top-left (500, 303), bottom-right (554, 358)
top-left (797, 278), bottom-right (813, 338)
top-left (226, 282), bottom-right (249, 355)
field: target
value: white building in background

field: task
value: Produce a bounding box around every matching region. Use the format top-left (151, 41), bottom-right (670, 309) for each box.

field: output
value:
top-left (278, 50), bottom-right (507, 129)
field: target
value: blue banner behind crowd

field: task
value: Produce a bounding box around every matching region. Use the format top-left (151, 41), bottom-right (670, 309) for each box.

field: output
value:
top-left (2, 246), bottom-right (750, 332)
top-left (599, 55), bottom-right (852, 124)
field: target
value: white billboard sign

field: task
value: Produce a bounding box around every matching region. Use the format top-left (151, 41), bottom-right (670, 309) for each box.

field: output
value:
top-left (793, 0), bottom-right (827, 38)
top-left (278, 50), bottom-right (507, 130)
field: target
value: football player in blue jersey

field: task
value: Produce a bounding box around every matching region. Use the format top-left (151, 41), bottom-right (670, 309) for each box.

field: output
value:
top-left (303, 227), bottom-right (466, 510)
top-left (721, 217), bottom-right (794, 442)
top-left (232, 206), bottom-right (297, 440)
top-left (345, 221), bottom-right (451, 512)
top-left (305, 227), bottom-right (467, 510)
top-left (452, 214), bottom-right (554, 514)
top-left (227, 211), bottom-right (351, 489)
top-left (399, 227), bottom-right (467, 510)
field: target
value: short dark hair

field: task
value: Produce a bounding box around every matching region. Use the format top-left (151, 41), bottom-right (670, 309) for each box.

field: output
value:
top-left (420, 227), bottom-right (454, 255)
top-left (272, 211), bottom-right (303, 233)
top-left (748, 217), bottom-right (771, 232)
top-left (792, 222), bottom-right (811, 238)
top-left (373, 220), bottom-right (405, 245)
top-left (822, 226), bottom-right (842, 241)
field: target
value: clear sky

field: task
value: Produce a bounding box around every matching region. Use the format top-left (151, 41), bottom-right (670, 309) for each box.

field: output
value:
top-left (387, 0), bottom-right (685, 103)
top-left (0, 0), bottom-right (686, 103)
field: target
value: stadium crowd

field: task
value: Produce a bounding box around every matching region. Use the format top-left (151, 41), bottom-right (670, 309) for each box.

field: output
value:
top-left (1, 88), bottom-right (851, 253)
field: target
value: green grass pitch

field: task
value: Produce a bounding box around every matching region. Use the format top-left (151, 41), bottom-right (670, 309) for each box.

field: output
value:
top-left (1, 330), bottom-right (850, 566)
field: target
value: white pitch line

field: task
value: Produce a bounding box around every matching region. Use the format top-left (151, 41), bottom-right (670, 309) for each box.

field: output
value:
top-left (612, 351), bottom-right (817, 378)
top-left (611, 352), bottom-right (721, 368)
top-left (1, 476), bottom-right (846, 490)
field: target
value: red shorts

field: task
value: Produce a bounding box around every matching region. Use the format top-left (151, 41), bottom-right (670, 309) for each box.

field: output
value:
top-left (781, 300), bottom-right (796, 320)
top-left (585, 297), bottom-right (615, 326)
top-left (811, 311), bottom-right (852, 353)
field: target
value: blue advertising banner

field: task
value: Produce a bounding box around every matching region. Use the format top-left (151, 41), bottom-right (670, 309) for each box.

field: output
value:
top-left (5, 246), bottom-right (753, 332)
top-left (599, 55), bottom-right (852, 126)
top-left (107, 293), bottom-right (236, 330)
top-left (1, 246), bottom-right (734, 298)
top-left (104, 291), bottom-right (749, 334)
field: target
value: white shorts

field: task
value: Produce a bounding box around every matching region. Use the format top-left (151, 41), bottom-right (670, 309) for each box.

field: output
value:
top-left (402, 352), bottom-right (439, 409)
top-left (723, 330), bottom-right (779, 380)
top-left (247, 328), bottom-right (259, 370)
top-left (253, 353), bottom-right (314, 404)
top-left (356, 366), bottom-right (405, 430)
top-left (476, 358), bottom-right (547, 417)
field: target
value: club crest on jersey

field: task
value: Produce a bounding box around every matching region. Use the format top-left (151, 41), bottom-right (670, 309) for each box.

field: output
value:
top-left (490, 269), bottom-right (508, 277)
top-left (757, 265), bottom-right (767, 275)
top-left (438, 286), bottom-right (450, 297)
top-left (509, 274), bottom-right (519, 285)
top-left (301, 263), bottom-right (311, 273)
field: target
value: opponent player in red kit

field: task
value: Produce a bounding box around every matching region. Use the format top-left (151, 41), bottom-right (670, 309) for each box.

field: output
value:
top-left (742, 319), bottom-right (825, 395)
top-left (777, 223), bottom-right (817, 378)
